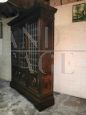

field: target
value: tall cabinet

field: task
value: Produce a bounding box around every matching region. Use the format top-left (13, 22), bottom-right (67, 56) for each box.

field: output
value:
top-left (8, 4), bottom-right (57, 111)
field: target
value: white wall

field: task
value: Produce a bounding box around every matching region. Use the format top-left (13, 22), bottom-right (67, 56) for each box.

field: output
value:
top-left (0, 19), bottom-right (11, 81)
top-left (54, 0), bottom-right (86, 99)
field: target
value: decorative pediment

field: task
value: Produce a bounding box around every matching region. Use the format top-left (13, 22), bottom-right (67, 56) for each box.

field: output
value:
top-left (0, 2), bottom-right (18, 18)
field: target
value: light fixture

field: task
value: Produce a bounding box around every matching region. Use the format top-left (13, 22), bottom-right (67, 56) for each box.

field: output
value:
top-left (0, 0), bottom-right (8, 3)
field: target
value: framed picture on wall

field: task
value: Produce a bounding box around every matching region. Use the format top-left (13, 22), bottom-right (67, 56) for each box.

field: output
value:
top-left (0, 22), bottom-right (3, 38)
top-left (72, 3), bottom-right (86, 22)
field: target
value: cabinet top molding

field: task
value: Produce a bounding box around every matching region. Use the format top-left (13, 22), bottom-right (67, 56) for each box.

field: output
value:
top-left (8, 4), bottom-right (57, 26)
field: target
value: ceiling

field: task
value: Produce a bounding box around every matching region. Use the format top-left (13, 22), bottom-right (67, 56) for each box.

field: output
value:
top-left (50, 0), bottom-right (82, 6)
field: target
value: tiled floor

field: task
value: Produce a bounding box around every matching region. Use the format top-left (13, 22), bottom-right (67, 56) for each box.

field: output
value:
top-left (0, 80), bottom-right (86, 115)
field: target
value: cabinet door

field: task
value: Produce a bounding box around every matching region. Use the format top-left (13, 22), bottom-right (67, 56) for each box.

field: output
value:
top-left (22, 22), bottom-right (41, 92)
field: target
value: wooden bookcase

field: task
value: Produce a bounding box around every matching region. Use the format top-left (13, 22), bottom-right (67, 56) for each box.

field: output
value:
top-left (8, 4), bottom-right (57, 111)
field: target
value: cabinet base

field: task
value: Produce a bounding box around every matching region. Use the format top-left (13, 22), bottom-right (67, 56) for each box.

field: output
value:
top-left (10, 81), bottom-right (54, 111)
